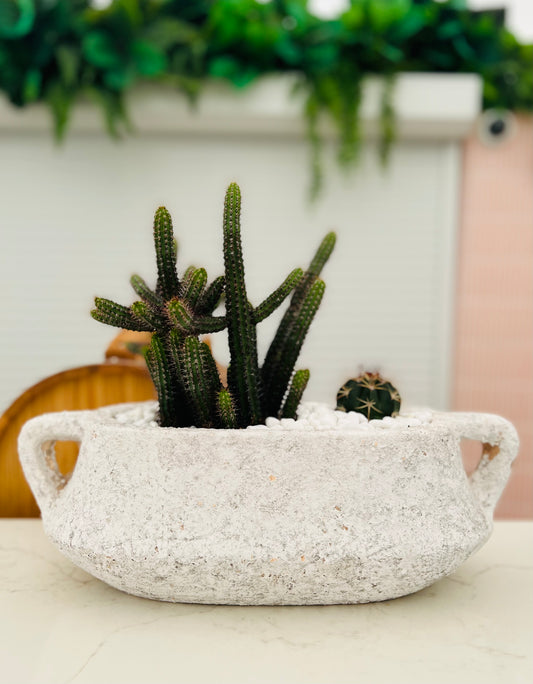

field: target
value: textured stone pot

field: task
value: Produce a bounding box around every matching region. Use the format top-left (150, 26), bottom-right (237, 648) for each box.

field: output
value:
top-left (18, 403), bottom-right (518, 605)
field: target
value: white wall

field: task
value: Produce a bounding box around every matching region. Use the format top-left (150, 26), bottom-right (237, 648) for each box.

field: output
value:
top-left (0, 76), bottom-right (478, 415)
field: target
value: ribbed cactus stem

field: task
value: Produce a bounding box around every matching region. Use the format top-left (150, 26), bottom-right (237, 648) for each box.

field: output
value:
top-left (262, 278), bottom-right (325, 417)
top-left (217, 388), bottom-right (237, 429)
top-left (193, 315), bottom-right (227, 334)
top-left (144, 333), bottom-right (177, 427)
top-left (168, 328), bottom-right (185, 380)
top-left (154, 207), bottom-right (180, 300)
top-left (130, 275), bottom-right (163, 309)
top-left (167, 299), bottom-right (194, 333)
top-left (131, 301), bottom-right (166, 331)
top-left (91, 297), bottom-right (152, 331)
top-left (281, 369), bottom-right (310, 419)
top-left (181, 268), bottom-right (207, 309)
top-left (223, 182), bottom-right (263, 426)
top-left (261, 232), bottom-right (335, 417)
top-left (200, 341), bottom-right (222, 397)
top-left (308, 232), bottom-right (336, 276)
top-left (253, 268), bottom-right (303, 324)
top-left (198, 275), bottom-right (225, 314)
top-left (167, 298), bottom-right (227, 335)
top-left (181, 265), bottom-right (197, 290)
top-left (180, 336), bottom-right (214, 427)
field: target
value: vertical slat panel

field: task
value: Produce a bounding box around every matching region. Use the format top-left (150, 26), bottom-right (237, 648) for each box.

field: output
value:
top-left (0, 134), bottom-right (462, 416)
top-left (454, 115), bottom-right (533, 519)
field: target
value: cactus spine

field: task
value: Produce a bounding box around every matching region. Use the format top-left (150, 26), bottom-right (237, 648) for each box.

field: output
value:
top-left (91, 183), bottom-right (335, 428)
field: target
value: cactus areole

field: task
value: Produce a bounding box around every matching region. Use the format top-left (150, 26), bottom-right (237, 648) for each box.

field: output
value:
top-left (91, 182), bottom-right (335, 429)
top-left (336, 372), bottom-right (401, 421)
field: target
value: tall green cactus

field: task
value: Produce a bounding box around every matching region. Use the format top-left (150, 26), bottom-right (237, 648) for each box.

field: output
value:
top-left (91, 182), bottom-right (335, 428)
top-left (222, 183), bottom-right (263, 427)
top-left (261, 231), bottom-right (336, 418)
top-left (154, 207), bottom-right (180, 300)
top-left (91, 206), bottom-right (225, 428)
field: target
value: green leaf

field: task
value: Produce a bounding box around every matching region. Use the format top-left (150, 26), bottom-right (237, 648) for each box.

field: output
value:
top-left (230, 67), bottom-right (258, 89)
top-left (104, 67), bottom-right (135, 91)
top-left (132, 40), bottom-right (167, 77)
top-left (208, 55), bottom-right (239, 79)
top-left (23, 69), bottom-right (41, 102)
top-left (437, 20), bottom-right (463, 40)
top-left (274, 37), bottom-right (301, 65)
top-left (56, 46), bottom-right (79, 88)
top-left (85, 88), bottom-right (130, 137)
top-left (378, 43), bottom-right (403, 64)
top-left (0, 0), bottom-right (35, 38)
top-left (83, 31), bottom-right (123, 70)
top-left (388, 8), bottom-right (425, 42)
top-left (144, 18), bottom-right (199, 50)
top-left (285, 1), bottom-right (309, 26)
top-left (45, 82), bottom-right (72, 140)
top-left (368, 0), bottom-right (410, 32)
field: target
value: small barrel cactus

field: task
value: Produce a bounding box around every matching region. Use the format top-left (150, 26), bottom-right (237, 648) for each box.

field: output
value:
top-left (336, 372), bottom-right (401, 420)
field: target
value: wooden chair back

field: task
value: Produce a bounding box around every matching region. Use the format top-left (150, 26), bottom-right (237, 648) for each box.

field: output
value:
top-left (0, 333), bottom-right (156, 517)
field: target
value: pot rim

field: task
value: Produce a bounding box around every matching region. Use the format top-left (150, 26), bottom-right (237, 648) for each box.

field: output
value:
top-left (81, 400), bottom-right (445, 441)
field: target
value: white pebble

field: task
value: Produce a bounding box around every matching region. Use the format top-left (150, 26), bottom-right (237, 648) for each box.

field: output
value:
top-left (265, 417), bottom-right (281, 428)
top-left (280, 418), bottom-right (295, 426)
top-left (319, 414), bottom-right (338, 429)
top-left (338, 420), bottom-right (359, 431)
top-left (112, 400), bottom-right (432, 433)
top-left (341, 411), bottom-right (365, 425)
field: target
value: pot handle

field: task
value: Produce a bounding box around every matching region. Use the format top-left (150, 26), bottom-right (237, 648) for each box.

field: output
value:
top-left (434, 412), bottom-right (519, 522)
top-left (18, 411), bottom-right (86, 514)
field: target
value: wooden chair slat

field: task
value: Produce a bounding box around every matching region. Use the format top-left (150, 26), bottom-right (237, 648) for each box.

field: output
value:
top-left (0, 363), bottom-right (156, 517)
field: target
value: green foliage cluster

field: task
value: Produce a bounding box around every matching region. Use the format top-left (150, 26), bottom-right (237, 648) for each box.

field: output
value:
top-left (1, 0), bottom-right (531, 194)
top-left (91, 182), bottom-right (335, 428)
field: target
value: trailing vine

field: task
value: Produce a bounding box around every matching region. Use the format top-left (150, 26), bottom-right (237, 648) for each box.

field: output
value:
top-left (1, 0), bottom-right (531, 196)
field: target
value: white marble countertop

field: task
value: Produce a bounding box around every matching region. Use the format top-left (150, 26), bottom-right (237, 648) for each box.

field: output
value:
top-left (0, 520), bottom-right (531, 684)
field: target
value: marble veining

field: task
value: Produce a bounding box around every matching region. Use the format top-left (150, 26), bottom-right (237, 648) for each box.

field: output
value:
top-left (0, 521), bottom-right (531, 684)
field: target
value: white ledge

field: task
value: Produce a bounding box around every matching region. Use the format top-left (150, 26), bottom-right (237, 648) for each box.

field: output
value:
top-left (0, 73), bottom-right (481, 140)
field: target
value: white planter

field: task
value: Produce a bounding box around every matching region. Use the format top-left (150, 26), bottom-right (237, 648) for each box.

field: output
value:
top-left (18, 403), bottom-right (518, 605)
top-left (0, 73), bottom-right (481, 138)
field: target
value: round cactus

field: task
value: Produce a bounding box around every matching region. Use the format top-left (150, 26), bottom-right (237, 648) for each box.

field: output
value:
top-left (336, 372), bottom-right (401, 420)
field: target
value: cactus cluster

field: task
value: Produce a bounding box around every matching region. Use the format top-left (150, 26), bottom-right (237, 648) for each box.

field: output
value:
top-left (336, 372), bottom-right (401, 421)
top-left (92, 182), bottom-right (335, 428)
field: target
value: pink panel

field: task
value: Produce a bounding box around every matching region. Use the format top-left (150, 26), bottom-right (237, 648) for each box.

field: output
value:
top-left (454, 115), bottom-right (533, 519)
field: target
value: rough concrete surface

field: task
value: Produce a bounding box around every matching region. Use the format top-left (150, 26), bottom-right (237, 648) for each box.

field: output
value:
top-left (18, 402), bottom-right (518, 604)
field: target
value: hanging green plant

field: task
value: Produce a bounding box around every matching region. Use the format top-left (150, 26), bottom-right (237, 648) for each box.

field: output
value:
top-left (1, 0), bottom-right (531, 196)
